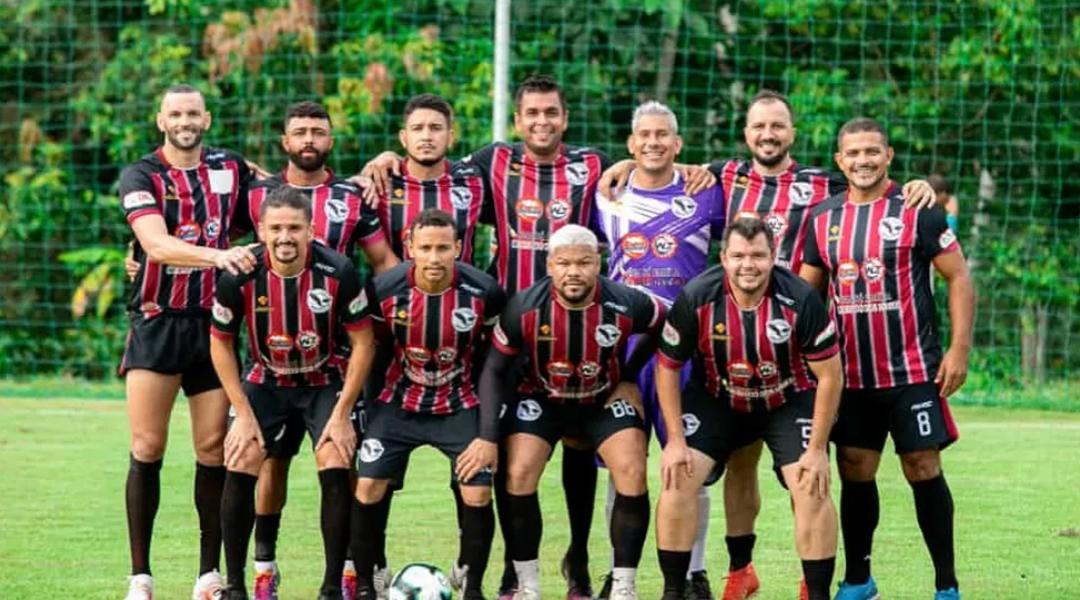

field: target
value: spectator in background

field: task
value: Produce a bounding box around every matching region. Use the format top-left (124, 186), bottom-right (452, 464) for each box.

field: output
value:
top-left (930, 174), bottom-right (959, 232)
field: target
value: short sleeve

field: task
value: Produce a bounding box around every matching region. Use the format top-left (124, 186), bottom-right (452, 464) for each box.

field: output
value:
top-left (630, 289), bottom-right (665, 335)
top-left (915, 206), bottom-right (961, 260)
top-left (801, 217), bottom-right (826, 269)
top-left (657, 290), bottom-right (698, 369)
top-left (492, 296), bottom-right (525, 356)
top-left (210, 272), bottom-right (244, 340)
top-left (795, 291), bottom-right (839, 362)
top-left (707, 184), bottom-right (727, 239)
top-left (356, 201), bottom-right (387, 248)
top-left (593, 148), bottom-right (613, 172)
top-left (339, 265), bottom-right (375, 331)
top-left (826, 171), bottom-right (848, 196)
top-left (119, 165), bottom-right (162, 225)
top-left (483, 284), bottom-right (508, 326)
top-left (460, 144), bottom-right (498, 224)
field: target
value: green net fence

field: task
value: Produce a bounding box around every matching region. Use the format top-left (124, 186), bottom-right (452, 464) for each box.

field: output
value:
top-left (1, 1), bottom-right (1077, 391)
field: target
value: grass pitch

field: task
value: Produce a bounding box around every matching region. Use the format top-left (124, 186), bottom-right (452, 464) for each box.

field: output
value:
top-left (0, 396), bottom-right (1078, 599)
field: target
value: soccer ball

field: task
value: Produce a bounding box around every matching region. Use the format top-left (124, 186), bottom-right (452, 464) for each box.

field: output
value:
top-left (388, 563), bottom-right (453, 600)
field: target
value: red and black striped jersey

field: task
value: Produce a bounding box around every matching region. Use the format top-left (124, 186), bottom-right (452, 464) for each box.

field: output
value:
top-left (710, 160), bottom-right (847, 273)
top-left (658, 266), bottom-right (838, 412)
top-left (492, 277), bottom-right (664, 402)
top-left (243, 171), bottom-right (385, 259)
top-left (120, 147), bottom-right (253, 317)
top-left (803, 183), bottom-right (963, 389)
top-left (210, 243), bottom-right (375, 387)
top-left (377, 159), bottom-right (485, 263)
top-left (370, 262), bottom-right (506, 414)
top-left (461, 142), bottom-right (611, 292)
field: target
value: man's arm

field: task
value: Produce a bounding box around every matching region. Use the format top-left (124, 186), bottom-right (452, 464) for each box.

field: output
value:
top-left (361, 237), bottom-right (400, 275)
top-left (316, 325), bottom-right (376, 464)
top-left (209, 334), bottom-right (263, 469)
top-left (932, 250), bottom-right (975, 397)
top-left (131, 215), bottom-right (256, 276)
top-left (799, 354), bottom-right (843, 498)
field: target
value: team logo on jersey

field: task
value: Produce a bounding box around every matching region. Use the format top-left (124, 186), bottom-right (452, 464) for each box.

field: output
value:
top-left (757, 361), bottom-right (778, 379)
top-left (565, 163), bottom-right (589, 186)
top-left (322, 198), bottom-right (346, 223)
top-left (621, 233), bottom-right (650, 260)
top-left (652, 233), bottom-right (678, 259)
top-left (296, 331), bottom-right (320, 351)
top-left (714, 323), bottom-right (726, 335)
top-left (939, 228), bottom-right (957, 249)
top-left (547, 361), bottom-right (575, 378)
top-left (307, 288), bottom-right (332, 314)
top-left (662, 321), bottom-right (681, 346)
top-left (349, 290), bottom-right (369, 315)
top-left (176, 222), bottom-right (202, 243)
top-left (862, 257), bottom-right (885, 282)
top-left (828, 224), bottom-right (842, 242)
top-left (789, 181), bottom-right (814, 206)
top-left (547, 198), bottom-right (571, 221)
top-left (516, 198), bottom-right (544, 221)
top-left (436, 347), bottom-right (458, 365)
top-left (578, 361), bottom-right (601, 378)
top-left (405, 346), bottom-right (431, 364)
top-left (450, 186), bottom-right (473, 210)
top-left (123, 190), bottom-right (156, 210)
top-left (671, 195), bottom-right (698, 218)
top-left (837, 260), bottom-right (860, 286)
top-left (682, 413), bottom-right (701, 437)
top-left (212, 300), bottom-right (233, 324)
top-left (594, 324), bottom-right (622, 348)
top-left (164, 185), bottom-right (179, 201)
top-left (359, 439), bottom-right (384, 463)
top-left (516, 399), bottom-right (543, 422)
top-left (735, 175), bottom-right (750, 188)
top-left (878, 217), bottom-right (904, 241)
top-left (203, 218), bottom-right (221, 242)
top-left (728, 360), bottom-right (754, 380)
top-left (764, 213), bottom-right (788, 237)
top-left (452, 307), bottom-right (478, 332)
top-left (266, 334), bottom-right (293, 351)
top-left (766, 319), bottom-right (793, 344)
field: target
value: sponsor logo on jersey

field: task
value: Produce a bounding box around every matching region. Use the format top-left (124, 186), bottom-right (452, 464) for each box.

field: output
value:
top-left (164, 185), bottom-right (179, 202)
top-left (578, 361), bottom-right (600, 378)
top-left (652, 233), bottom-right (678, 259)
top-left (405, 346), bottom-right (431, 364)
top-left (594, 324), bottom-right (621, 348)
top-left (837, 260), bottom-right (860, 286)
top-left (313, 262), bottom-right (337, 275)
top-left (939, 228), bottom-right (957, 249)
top-left (212, 301), bottom-right (233, 324)
top-left (828, 224), bottom-right (842, 242)
top-left (766, 319), bottom-right (793, 344)
top-left (879, 216), bottom-right (904, 241)
top-left (359, 439), bottom-right (384, 463)
top-left (764, 213), bottom-right (788, 237)
top-left (203, 218), bottom-right (221, 241)
top-left (682, 413), bottom-right (701, 437)
top-left (670, 195), bottom-right (698, 218)
top-left (516, 198), bottom-right (544, 221)
top-left (728, 360), bottom-right (754, 380)
top-left (547, 361), bottom-right (575, 378)
top-left (296, 330), bottom-right (319, 351)
top-left (349, 290), bottom-right (368, 315)
top-left (662, 321), bottom-right (681, 346)
top-left (547, 198), bottom-right (571, 221)
top-left (789, 181), bottom-right (814, 205)
top-left (735, 175), bottom-right (749, 187)
top-left (516, 399), bottom-right (543, 422)
top-left (436, 347), bottom-right (458, 364)
top-left (450, 186), bottom-right (473, 210)
top-left (621, 233), bottom-right (650, 260)
top-left (603, 301), bottom-right (628, 313)
top-left (208, 169), bottom-right (234, 194)
top-left (325, 198), bottom-right (349, 223)
top-left (266, 334), bottom-right (293, 351)
top-left (712, 321), bottom-right (728, 340)
top-left (862, 257), bottom-right (885, 282)
top-left (123, 190), bottom-right (156, 210)
top-left (140, 302), bottom-right (161, 315)
top-left (757, 361), bottom-right (778, 378)
top-left (176, 222), bottom-right (202, 243)
top-left (256, 295), bottom-right (270, 312)
top-left (452, 307), bottom-right (478, 332)
top-left (307, 288), bottom-right (332, 314)
top-left (565, 163), bottom-right (589, 186)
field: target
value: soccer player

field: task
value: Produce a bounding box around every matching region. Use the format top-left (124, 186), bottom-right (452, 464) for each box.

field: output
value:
top-left (118, 84), bottom-right (258, 600)
top-left (350, 208), bottom-right (505, 600)
top-left (210, 185), bottom-right (378, 600)
top-left (480, 225), bottom-right (665, 600)
top-left (240, 100), bottom-right (398, 600)
top-left (654, 217), bottom-right (843, 600)
top-left (590, 100), bottom-right (726, 599)
top-left (800, 118), bottom-right (974, 600)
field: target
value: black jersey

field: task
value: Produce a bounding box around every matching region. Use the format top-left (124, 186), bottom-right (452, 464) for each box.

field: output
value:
top-left (371, 262), bottom-right (505, 414)
top-left (210, 243), bottom-right (375, 387)
top-left (492, 277), bottom-right (664, 402)
top-left (658, 266), bottom-right (838, 412)
top-left (120, 147), bottom-right (253, 317)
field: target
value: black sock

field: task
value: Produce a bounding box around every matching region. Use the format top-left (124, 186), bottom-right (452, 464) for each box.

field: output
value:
top-left (254, 513), bottom-right (282, 562)
top-left (610, 492), bottom-right (649, 568)
top-left (452, 483), bottom-right (466, 566)
top-left (725, 533), bottom-right (756, 571)
top-left (194, 462), bottom-right (226, 575)
top-left (840, 479), bottom-right (879, 585)
top-left (126, 455), bottom-right (162, 576)
top-left (506, 492), bottom-right (542, 561)
top-left (221, 472), bottom-right (258, 590)
top-left (319, 469), bottom-right (351, 592)
top-left (372, 489), bottom-right (392, 568)
top-left (561, 445), bottom-right (596, 570)
top-left (911, 474), bottom-right (958, 591)
top-left (801, 557), bottom-right (836, 600)
top-left (657, 549), bottom-right (691, 596)
top-left (459, 502), bottom-right (496, 593)
top-left (350, 498), bottom-right (382, 590)
top-left (493, 463), bottom-right (516, 589)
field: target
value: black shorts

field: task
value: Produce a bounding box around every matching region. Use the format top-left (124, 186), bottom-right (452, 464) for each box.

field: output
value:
top-left (356, 401), bottom-right (491, 486)
top-left (120, 313), bottom-right (220, 396)
top-left (501, 394), bottom-right (646, 451)
top-left (682, 382), bottom-right (815, 484)
top-left (237, 381), bottom-right (340, 457)
top-left (832, 382), bottom-right (959, 454)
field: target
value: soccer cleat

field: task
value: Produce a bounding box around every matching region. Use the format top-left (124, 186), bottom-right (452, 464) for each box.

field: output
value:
top-left (253, 562), bottom-right (280, 600)
top-left (318, 586), bottom-right (344, 600)
top-left (560, 553), bottom-right (593, 600)
top-left (721, 564), bottom-right (760, 600)
top-left (223, 588), bottom-right (250, 600)
top-left (449, 562), bottom-right (469, 591)
top-left (372, 564), bottom-right (392, 600)
top-left (934, 589), bottom-right (960, 600)
top-left (799, 579), bottom-right (808, 600)
top-left (342, 560), bottom-right (358, 600)
top-left (610, 586), bottom-right (639, 599)
top-left (686, 570), bottom-right (714, 600)
top-left (193, 570), bottom-right (225, 600)
top-left (832, 577), bottom-right (880, 600)
top-left (125, 574), bottom-right (154, 600)
top-left (597, 572), bottom-right (614, 599)
top-left (511, 589), bottom-right (540, 600)
top-left (496, 588), bottom-right (516, 600)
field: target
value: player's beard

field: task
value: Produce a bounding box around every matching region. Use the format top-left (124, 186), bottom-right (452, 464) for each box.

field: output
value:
top-left (731, 269), bottom-right (768, 296)
top-left (166, 126), bottom-right (204, 151)
top-left (751, 139), bottom-right (791, 168)
top-left (289, 147), bottom-right (329, 172)
top-left (556, 279), bottom-right (594, 305)
top-left (273, 241), bottom-right (299, 263)
top-left (408, 151), bottom-right (445, 168)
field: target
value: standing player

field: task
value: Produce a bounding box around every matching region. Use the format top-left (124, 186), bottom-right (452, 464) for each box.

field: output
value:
top-left (350, 209), bottom-right (505, 600)
top-left (119, 84), bottom-right (258, 600)
top-left (800, 118), bottom-right (973, 600)
top-left (591, 100), bottom-right (726, 599)
top-left (210, 186), bottom-right (378, 600)
top-left (480, 225), bottom-right (665, 600)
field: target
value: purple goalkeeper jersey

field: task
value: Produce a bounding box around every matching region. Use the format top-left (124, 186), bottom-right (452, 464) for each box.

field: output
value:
top-left (592, 171), bottom-right (726, 306)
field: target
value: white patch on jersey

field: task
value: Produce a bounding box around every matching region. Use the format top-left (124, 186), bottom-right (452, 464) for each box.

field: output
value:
top-left (359, 439), bottom-right (384, 463)
top-left (349, 289), bottom-right (368, 315)
top-left (939, 228), bottom-right (957, 249)
top-left (662, 321), bottom-right (681, 346)
top-left (814, 320), bottom-right (836, 347)
top-left (450, 186), bottom-right (473, 210)
top-left (789, 181), bottom-right (814, 205)
top-left (452, 307), bottom-right (478, 332)
top-left (212, 300), bottom-right (233, 324)
top-left (516, 399), bottom-right (543, 422)
top-left (766, 319), bottom-right (793, 344)
top-left (493, 323), bottom-right (510, 347)
top-left (122, 190), bottom-right (156, 210)
top-left (594, 323), bottom-right (621, 348)
top-left (325, 198), bottom-right (349, 223)
top-left (670, 195), bottom-right (698, 218)
top-left (682, 413), bottom-right (701, 437)
top-left (565, 163), bottom-right (589, 186)
top-left (208, 169), bottom-right (234, 194)
top-left (879, 217), bottom-right (904, 241)
top-left (307, 288), bottom-right (332, 314)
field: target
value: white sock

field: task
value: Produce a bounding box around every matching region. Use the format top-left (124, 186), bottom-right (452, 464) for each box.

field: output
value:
top-left (513, 559), bottom-right (540, 592)
top-left (611, 567), bottom-right (637, 591)
top-left (254, 560), bottom-right (276, 573)
top-left (606, 474), bottom-right (618, 570)
top-left (688, 486), bottom-right (711, 575)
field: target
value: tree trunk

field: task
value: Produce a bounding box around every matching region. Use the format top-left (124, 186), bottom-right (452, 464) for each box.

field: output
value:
top-left (1020, 305), bottom-right (1036, 381)
top-left (1035, 303), bottom-right (1049, 384)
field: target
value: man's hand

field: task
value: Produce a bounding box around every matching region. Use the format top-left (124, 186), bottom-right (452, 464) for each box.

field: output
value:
top-left (245, 159), bottom-right (272, 180)
top-left (214, 245), bottom-right (258, 276)
top-left (660, 438), bottom-right (693, 491)
top-left (597, 159), bottom-right (635, 198)
top-left (346, 174), bottom-right (380, 209)
top-left (358, 152), bottom-right (403, 202)
top-left (935, 346), bottom-right (969, 398)
top-left (605, 381), bottom-right (644, 419)
top-left (901, 179), bottom-right (937, 209)
top-left (224, 412), bottom-right (264, 470)
top-left (678, 164), bottom-right (717, 196)
top-left (316, 413), bottom-right (358, 466)
top-left (795, 447), bottom-right (831, 499)
top-left (455, 438), bottom-right (498, 483)
top-left (124, 248), bottom-right (138, 282)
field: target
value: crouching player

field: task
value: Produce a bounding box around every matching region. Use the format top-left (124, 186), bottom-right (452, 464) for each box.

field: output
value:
top-left (654, 218), bottom-right (842, 600)
top-left (210, 186), bottom-right (378, 599)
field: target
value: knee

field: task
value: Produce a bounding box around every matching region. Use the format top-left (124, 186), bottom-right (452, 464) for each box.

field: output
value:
top-left (355, 478), bottom-right (389, 504)
top-left (193, 432), bottom-right (225, 464)
top-left (504, 461), bottom-right (538, 495)
top-left (611, 461), bottom-right (648, 496)
top-left (838, 452), bottom-right (877, 482)
top-left (460, 485), bottom-right (492, 507)
top-left (315, 445), bottom-right (350, 471)
top-left (900, 451), bottom-right (941, 482)
top-left (130, 430), bottom-right (167, 462)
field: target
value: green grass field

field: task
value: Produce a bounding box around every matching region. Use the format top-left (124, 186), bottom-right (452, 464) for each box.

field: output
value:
top-left (1, 395), bottom-right (1078, 599)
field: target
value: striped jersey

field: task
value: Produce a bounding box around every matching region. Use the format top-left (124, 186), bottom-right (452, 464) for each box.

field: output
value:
top-left (803, 183), bottom-right (962, 389)
top-left (462, 142), bottom-right (610, 292)
top-left (120, 147), bottom-right (253, 317)
top-left (371, 262), bottom-right (505, 414)
top-left (210, 243), bottom-right (375, 387)
top-left (658, 266), bottom-right (839, 412)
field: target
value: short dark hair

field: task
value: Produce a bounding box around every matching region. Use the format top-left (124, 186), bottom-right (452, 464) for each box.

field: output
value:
top-left (260, 185), bottom-right (312, 222)
top-left (514, 74), bottom-right (566, 111)
top-left (747, 89), bottom-right (794, 122)
top-left (409, 208), bottom-right (458, 237)
top-left (722, 216), bottom-right (775, 254)
top-left (928, 173), bottom-right (952, 195)
top-left (837, 117), bottom-right (889, 147)
top-left (163, 84), bottom-right (202, 97)
top-left (283, 101), bottom-right (331, 132)
top-left (403, 93), bottom-right (453, 125)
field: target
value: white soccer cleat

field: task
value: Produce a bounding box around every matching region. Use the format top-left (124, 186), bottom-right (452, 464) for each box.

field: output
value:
top-left (125, 574), bottom-right (154, 600)
top-left (510, 589), bottom-right (540, 600)
top-left (610, 587), bottom-right (639, 599)
top-left (372, 564), bottom-right (392, 600)
top-left (192, 569), bottom-right (225, 600)
top-left (448, 562), bottom-right (469, 591)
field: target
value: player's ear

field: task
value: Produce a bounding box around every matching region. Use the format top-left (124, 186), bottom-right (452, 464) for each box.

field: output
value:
top-left (454, 238), bottom-right (462, 259)
top-left (203, 111), bottom-right (212, 131)
top-left (398, 128), bottom-right (407, 150)
top-left (673, 134), bottom-right (684, 156)
top-left (885, 146), bottom-right (895, 165)
top-left (155, 111), bottom-right (165, 133)
top-left (626, 133), bottom-right (634, 157)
